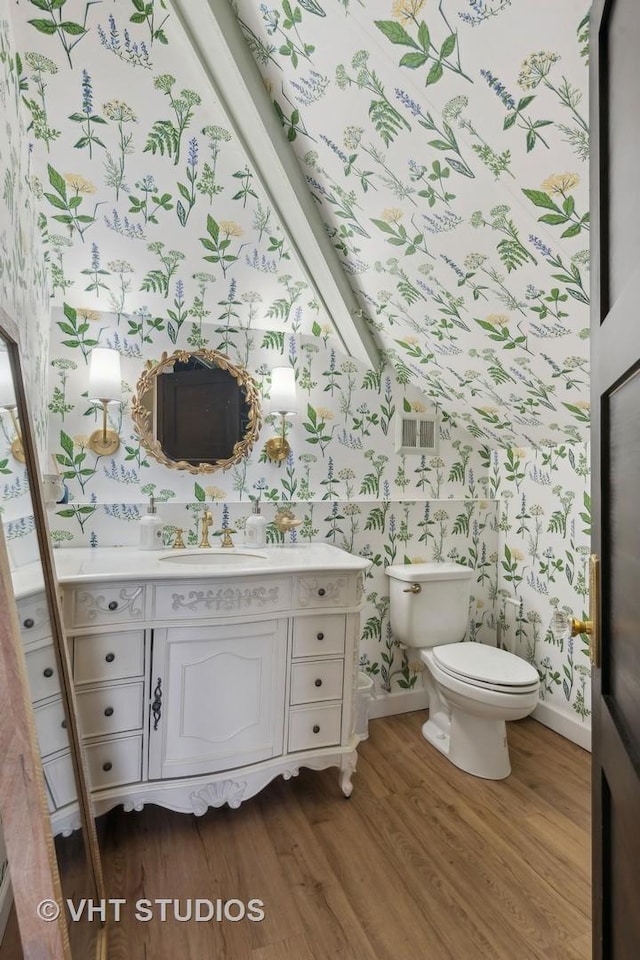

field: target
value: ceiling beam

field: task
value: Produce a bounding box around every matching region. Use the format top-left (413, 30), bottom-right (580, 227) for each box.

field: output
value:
top-left (169, 0), bottom-right (380, 368)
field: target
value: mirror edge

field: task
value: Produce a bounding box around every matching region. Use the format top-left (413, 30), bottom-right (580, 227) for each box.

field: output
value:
top-left (0, 307), bottom-right (107, 959)
top-left (131, 348), bottom-right (263, 474)
top-left (0, 515), bottom-right (71, 958)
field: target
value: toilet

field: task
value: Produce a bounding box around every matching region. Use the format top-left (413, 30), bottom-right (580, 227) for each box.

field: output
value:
top-left (385, 562), bottom-right (540, 780)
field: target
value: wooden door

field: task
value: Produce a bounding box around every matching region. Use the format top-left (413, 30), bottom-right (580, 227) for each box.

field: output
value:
top-left (149, 620), bottom-right (287, 780)
top-left (590, 2), bottom-right (640, 957)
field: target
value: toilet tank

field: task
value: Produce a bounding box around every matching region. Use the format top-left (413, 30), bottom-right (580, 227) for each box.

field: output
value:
top-left (385, 562), bottom-right (473, 647)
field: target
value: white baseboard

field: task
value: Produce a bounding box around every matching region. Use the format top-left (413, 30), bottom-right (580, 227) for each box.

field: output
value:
top-left (533, 700), bottom-right (591, 752)
top-left (368, 687), bottom-right (428, 720)
top-left (366, 688), bottom-right (591, 753)
top-left (0, 871), bottom-right (12, 946)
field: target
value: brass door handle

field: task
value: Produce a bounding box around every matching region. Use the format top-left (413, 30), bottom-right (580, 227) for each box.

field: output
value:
top-left (570, 555), bottom-right (600, 667)
top-left (403, 583), bottom-right (421, 594)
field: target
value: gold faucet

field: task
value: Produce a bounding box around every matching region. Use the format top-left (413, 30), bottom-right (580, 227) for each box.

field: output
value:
top-left (274, 508), bottom-right (302, 534)
top-left (214, 528), bottom-right (237, 548)
top-left (172, 528), bottom-right (186, 549)
top-left (199, 509), bottom-right (213, 548)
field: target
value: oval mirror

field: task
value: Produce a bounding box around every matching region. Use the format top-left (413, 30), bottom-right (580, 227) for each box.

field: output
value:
top-left (131, 350), bottom-right (261, 474)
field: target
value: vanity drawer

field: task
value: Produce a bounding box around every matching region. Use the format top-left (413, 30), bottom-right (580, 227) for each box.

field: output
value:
top-left (35, 698), bottom-right (69, 758)
top-left (17, 594), bottom-right (52, 646)
top-left (76, 681), bottom-right (144, 738)
top-left (43, 735), bottom-right (143, 804)
top-left (43, 751), bottom-right (77, 809)
top-left (151, 577), bottom-right (292, 620)
top-left (67, 583), bottom-right (146, 629)
top-left (288, 703), bottom-right (342, 752)
top-left (25, 643), bottom-right (61, 702)
top-left (84, 735), bottom-right (143, 791)
top-left (290, 659), bottom-right (344, 705)
top-left (292, 615), bottom-right (346, 658)
top-left (73, 630), bottom-right (145, 685)
top-left (296, 576), bottom-right (348, 609)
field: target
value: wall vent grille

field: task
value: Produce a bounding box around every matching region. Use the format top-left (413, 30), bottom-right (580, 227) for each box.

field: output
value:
top-left (395, 413), bottom-right (439, 455)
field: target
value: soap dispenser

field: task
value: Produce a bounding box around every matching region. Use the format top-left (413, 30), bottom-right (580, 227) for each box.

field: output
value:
top-left (140, 496), bottom-right (164, 550)
top-left (245, 499), bottom-right (267, 547)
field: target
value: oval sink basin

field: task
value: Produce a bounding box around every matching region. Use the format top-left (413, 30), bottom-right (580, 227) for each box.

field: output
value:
top-left (159, 549), bottom-right (268, 566)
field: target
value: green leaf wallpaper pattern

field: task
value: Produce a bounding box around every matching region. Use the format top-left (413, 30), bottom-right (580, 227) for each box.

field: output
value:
top-left (0, 12), bottom-right (51, 456)
top-left (0, 0), bottom-right (591, 728)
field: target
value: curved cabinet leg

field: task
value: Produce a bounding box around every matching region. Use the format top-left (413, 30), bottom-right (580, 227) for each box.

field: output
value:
top-left (339, 751), bottom-right (358, 797)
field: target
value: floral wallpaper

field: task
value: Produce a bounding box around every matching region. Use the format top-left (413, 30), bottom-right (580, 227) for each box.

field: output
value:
top-left (1, 0), bottom-right (592, 738)
top-left (0, 2), bottom-right (50, 454)
top-left (495, 442), bottom-right (591, 726)
top-left (235, 0), bottom-right (591, 447)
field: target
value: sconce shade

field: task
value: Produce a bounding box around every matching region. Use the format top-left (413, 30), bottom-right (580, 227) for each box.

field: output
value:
top-left (88, 348), bottom-right (122, 402)
top-left (269, 366), bottom-right (298, 415)
top-left (0, 351), bottom-right (16, 408)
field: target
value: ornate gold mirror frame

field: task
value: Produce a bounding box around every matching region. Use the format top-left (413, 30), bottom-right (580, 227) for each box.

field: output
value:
top-left (131, 349), bottom-right (262, 474)
top-left (0, 309), bottom-right (106, 959)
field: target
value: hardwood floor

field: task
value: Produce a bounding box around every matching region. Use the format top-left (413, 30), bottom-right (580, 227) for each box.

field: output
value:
top-left (89, 713), bottom-right (591, 960)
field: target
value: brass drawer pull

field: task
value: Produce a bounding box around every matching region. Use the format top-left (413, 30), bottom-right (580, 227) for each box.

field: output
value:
top-left (43, 667), bottom-right (54, 678)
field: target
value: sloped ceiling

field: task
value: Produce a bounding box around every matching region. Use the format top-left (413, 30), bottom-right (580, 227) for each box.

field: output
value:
top-left (230, 0), bottom-right (591, 448)
top-left (10, 0), bottom-right (590, 448)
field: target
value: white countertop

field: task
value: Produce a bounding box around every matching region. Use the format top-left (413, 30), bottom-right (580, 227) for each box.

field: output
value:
top-left (50, 543), bottom-right (371, 584)
top-left (9, 562), bottom-right (46, 600)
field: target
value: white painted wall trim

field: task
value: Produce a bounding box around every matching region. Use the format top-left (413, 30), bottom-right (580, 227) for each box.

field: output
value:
top-left (533, 700), bottom-right (591, 752)
top-left (368, 687), bottom-right (428, 721)
top-left (366, 687), bottom-right (591, 753)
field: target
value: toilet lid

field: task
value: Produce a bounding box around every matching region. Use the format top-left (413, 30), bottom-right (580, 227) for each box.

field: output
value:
top-left (432, 643), bottom-right (539, 688)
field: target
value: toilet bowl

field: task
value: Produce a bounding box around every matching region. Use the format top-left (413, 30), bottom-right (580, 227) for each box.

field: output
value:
top-left (385, 562), bottom-right (540, 780)
top-left (420, 643), bottom-right (539, 780)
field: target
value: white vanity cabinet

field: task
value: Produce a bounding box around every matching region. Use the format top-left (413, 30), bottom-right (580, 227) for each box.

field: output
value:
top-left (149, 620), bottom-right (287, 780)
top-left (15, 591), bottom-right (80, 834)
top-left (50, 545), bottom-right (369, 826)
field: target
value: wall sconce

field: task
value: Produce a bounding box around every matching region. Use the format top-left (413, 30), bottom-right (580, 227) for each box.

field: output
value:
top-left (87, 347), bottom-right (122, 456)
top-left (0, 350), bottom-right (24, 462)
top-left (265, 366), bottom-right (298, 462)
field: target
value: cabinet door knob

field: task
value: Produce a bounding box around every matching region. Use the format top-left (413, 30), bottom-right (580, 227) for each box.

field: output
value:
top-left (312, 724), bottom-right (320, 734)
top-left (317, 588), bottom-right (326, 597)
top-left (102, 762), bottom-right (112, 772)
top-left (43, 667), bottom-right (54, 678)
top-left (61, 720), bottom-right (67, 730)
top-left (314, 678), bottom-right (323, 687)
top-left (23, 618), bottom-right (35, 629)
top-left (316, 632), bottom-right (324, 641)
top-left (108, 601), bottom-right (118, 611)
top-left (104, 706), bottom-right (114, 717)
top-left (105, 653), bottom-right (115, 663)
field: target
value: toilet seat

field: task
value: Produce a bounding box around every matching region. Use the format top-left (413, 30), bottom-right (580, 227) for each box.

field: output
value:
top-left (431, 643), bottom-right (539, 694)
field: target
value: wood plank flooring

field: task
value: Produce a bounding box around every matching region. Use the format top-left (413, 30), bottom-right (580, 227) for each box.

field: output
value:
top-left (100, 713), bottom-right (591, 959)
top-left (6, 713), bottom-right (592, 959)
